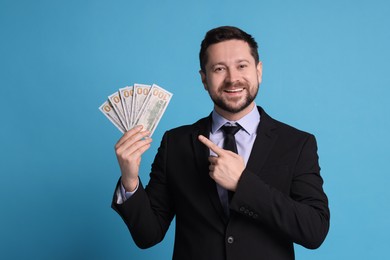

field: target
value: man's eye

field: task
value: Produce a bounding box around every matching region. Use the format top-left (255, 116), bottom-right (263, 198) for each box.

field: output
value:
top-left (238, 64), bottom-right (248, 69)
top-left (214, 67), bottom-right (225, 72)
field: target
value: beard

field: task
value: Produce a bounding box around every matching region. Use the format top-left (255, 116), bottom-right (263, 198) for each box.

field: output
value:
top-left (209, 81), bottom-right (259, 114)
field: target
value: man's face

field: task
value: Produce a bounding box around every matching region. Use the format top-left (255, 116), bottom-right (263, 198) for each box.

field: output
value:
top-left (200, 40), bottom-right (262, 120)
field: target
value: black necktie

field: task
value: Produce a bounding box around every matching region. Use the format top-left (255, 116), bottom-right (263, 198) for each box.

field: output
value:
top-left (220, 124), bottom-right (241, 211)
top-left (221, 125), bottom-right (241, 154)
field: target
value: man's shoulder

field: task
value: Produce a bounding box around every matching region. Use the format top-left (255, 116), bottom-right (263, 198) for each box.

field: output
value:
top-left (259, 107), bottom-right (314, 139)
top-left (272, 117), bottom-right (312, 136)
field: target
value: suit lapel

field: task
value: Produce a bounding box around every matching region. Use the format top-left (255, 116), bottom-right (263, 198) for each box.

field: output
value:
top-left (246, 107), bottom-right (278, 175)
top-left (190, 107), bottom-right (277, 223)
top-left (191, 115), bottom-right (229, 224)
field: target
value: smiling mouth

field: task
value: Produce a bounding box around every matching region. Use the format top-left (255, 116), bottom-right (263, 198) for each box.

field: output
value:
top-left (224, 88), bottom-right (244, 93)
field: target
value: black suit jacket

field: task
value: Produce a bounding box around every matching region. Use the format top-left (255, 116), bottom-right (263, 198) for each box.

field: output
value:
top-left (112, 107), bottom-right (330, 260)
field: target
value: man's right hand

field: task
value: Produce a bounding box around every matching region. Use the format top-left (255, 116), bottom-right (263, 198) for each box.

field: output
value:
top-left (115, 125), bottom-right (152, 192)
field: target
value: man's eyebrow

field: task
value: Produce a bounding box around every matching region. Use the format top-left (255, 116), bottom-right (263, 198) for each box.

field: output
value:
top-left (210, 62), bottom-right (226, 68)
top-left (211, 59), bottom-right (250, 66)
top-left (236, 59), bottom-right (250, 63)
top-left (208, 59), bottom-right (251, 69)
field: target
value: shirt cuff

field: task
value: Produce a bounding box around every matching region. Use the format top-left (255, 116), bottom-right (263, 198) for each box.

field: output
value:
top-left (115, 180), bottom-right (139, 204)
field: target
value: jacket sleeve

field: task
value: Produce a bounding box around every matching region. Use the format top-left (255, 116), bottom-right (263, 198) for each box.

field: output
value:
top-left (230, 134), bottom-right (330, 249)
top-left (111, 132), bottom-right (175, 249)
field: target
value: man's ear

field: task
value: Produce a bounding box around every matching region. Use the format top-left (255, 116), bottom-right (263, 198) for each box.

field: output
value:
top-left (199, 70), bottom-right (208, 90)
top-left (256, 61), bottom-right (263, 84)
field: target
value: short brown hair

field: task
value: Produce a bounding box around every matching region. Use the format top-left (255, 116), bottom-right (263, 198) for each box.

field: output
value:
top-left (199, 26), bottom-right (259, 73)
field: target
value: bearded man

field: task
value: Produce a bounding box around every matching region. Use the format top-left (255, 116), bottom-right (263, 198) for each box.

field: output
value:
top-left (112, 26), bottom-right (330, 260)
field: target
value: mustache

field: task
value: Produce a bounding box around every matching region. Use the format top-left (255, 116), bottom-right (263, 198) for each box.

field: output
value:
top-left (221, 81), bottom-right (248, 89)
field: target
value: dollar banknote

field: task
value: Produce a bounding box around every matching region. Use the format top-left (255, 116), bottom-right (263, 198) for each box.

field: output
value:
top-left (99, 83), bottom-right (172, 136)
top-left (108, 91), bottom-right (127, 130)
top-left (119, 86), bottom-right (134, 129)
top-left (134, 84), bottom-right (173, 136)
top-left (99, 101), bottom-right (126, 133)
top-left (132, 84), bottom-right (151, 124)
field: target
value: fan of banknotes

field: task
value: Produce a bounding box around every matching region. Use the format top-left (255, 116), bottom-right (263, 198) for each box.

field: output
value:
top-left (99, 83), bottom-right (173, 136)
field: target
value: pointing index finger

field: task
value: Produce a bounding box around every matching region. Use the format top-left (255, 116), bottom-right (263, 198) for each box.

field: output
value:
top-left (198, 135), bottom-right (223, 156)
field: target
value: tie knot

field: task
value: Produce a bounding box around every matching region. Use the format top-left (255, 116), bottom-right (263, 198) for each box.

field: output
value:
top-left (221, 124), bottom-right (241, 136)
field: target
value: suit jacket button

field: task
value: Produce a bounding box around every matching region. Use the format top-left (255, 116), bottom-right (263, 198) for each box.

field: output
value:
top-left (248, 211), bottom-right (253, 216)
top-left (227, 236), bottom-right (234, 244)
top-left (239, 206), bottom-right (245, 212)
top-left (253, 213), bottom-right (258, 219)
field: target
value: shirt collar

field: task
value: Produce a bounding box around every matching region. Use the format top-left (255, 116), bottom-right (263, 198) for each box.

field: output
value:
top-left (211, 104), bottom-right (260, 135)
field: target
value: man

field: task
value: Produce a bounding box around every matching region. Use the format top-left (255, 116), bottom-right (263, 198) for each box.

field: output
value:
top-left (112, 26), bottom-right (330, 260)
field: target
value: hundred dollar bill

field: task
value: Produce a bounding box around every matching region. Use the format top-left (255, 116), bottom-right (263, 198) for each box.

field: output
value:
top-left (119, 86), bottom-right (134, 129)
top-left (132, 84), bottom-right (151, 123)
top-left (99, 100), bottom-right (126, 133)
top-left (134, 84), bottom-right (172, 136)
top-left (108, 91), bottom-right (128, 130)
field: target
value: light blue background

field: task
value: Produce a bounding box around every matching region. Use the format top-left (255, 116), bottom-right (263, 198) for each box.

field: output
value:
top-left (1, 0), bottom-right (389, 259)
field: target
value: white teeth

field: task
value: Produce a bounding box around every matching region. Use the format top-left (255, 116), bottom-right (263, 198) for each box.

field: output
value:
top-left (225, 88), bottom-right (243, 93)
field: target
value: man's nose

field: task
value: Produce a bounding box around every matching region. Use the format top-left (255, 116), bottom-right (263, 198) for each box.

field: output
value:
top-left (226, 68), bottom-right (240, 83)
